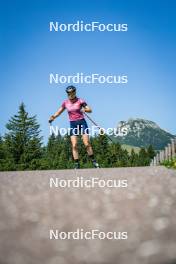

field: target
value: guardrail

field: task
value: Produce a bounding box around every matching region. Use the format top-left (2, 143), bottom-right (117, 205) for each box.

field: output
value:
top-left (150, 138), bottom-right (176, 166)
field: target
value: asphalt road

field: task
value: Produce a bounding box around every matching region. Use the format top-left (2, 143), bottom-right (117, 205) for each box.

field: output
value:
top-left (0, 166), bottom-right (176, 264)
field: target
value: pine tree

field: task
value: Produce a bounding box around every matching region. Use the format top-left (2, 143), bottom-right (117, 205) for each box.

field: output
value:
top-left (92, 134), bottom-right (110, 167)
top-left (109, 142), bottom-right (121, 167)
top-left (0, 136), bottom-right (5, 170)
top-left (46, 133), bottom-right (57, 167)
top-left (147, 145), bottom-right (155, 159)
top-left (130, 149), bottom-right (138, 166)
top-left (122, 149), bottom-right (130, 167)
top-left (4, 103), bottom-right (43, 169)
top-left (0, 136), bottom-right (4, 160)
top-left (46, 133), bottom-right (72, 169)
top-left (138, 147), bottom-right (149, 166)
top-left (61, 134), bottom-right (72, 168)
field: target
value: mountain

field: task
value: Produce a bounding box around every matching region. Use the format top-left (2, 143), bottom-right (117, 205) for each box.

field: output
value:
top-left (114, 118), bottom-right (175, 150)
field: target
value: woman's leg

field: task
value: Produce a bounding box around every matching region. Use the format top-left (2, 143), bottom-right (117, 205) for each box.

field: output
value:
top-left (82, 134), bottom-right (99, 168)
top-left (71, 135), bottom-right (80, 168)
top-left (70, 135), bottom-right (79, 160)
top-left (82, 134), bottom-right (93, 156)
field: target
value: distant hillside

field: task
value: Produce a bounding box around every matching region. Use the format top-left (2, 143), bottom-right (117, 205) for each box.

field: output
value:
top-left (114, 118), bottom-right (175, 150)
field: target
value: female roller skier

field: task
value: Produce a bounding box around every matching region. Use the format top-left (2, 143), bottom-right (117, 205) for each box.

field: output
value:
top-left (49, 86), bottom-right (99, 169)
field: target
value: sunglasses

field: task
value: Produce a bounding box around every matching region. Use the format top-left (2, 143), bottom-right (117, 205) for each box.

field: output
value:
top-left (67, 91), bottom-right (76, 95)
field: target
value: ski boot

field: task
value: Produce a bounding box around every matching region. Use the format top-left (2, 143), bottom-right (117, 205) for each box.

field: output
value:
top-left (74, 161), bottom-right (80, 169)
top-left (92, 160), bottom-right (100, 168)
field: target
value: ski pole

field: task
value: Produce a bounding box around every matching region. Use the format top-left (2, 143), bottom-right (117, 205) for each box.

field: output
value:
top-left (84, 112), bottom-right (114, 143)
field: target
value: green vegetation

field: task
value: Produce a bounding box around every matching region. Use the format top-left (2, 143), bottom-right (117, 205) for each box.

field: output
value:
top-left (0, 103), bottom-right (156, 171)
top-left (121, 144), bottom-right (140, 154)
top-left (162, 158), bottom-right (176, 169)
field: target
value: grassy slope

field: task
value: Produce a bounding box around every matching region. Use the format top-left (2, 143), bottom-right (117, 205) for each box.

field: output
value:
top-left (121, 144), bottom-right (140, 153)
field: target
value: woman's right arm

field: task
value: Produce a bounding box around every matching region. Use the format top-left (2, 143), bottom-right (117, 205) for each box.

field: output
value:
top-left (49, 106), bottom-right (65, 123)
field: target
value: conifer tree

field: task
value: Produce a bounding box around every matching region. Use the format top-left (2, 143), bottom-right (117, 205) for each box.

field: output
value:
top-left (147, 145), bottom-right (155, 159)
top-left (4, 103), bottom-right (42, 169)
top-left (138, 147), bottom-right (149, 166)
top-left (92, 134), bottom-right (110, 167)
top-left (130, 148), bottom-right (138, 166)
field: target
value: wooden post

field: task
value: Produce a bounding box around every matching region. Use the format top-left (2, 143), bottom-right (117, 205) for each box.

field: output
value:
top-left (162, 150), bottom-right (165, 162)
top-left (156, 153), bottom-right (159, 165)
top-left (153, 156), bottom-right (157, 166)
top-left (168, 143), bottom-right (172, 161)
top-left (159, 151), bottom-right (164, 163)
top-left (155, 155), bottom-right (158, 165)
top-left (171, 138), bottom-right (176, 158)
top-left (149, 139), bottom-right (176, 166)
top-left (158, 152), bottom-right (160, 164)
top-left (165, 146), bottom-right (168, 160)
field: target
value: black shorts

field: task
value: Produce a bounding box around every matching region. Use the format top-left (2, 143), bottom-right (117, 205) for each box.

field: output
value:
top-left (70, 118), bottom-right (88, 136)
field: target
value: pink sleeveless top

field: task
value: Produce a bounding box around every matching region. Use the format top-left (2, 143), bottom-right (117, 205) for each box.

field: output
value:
top-left (61, 98), bottom-right (87, 121)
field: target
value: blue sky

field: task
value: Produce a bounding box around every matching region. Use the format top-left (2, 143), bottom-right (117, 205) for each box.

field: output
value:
top-left (1, 0), bottom-right (176, 144)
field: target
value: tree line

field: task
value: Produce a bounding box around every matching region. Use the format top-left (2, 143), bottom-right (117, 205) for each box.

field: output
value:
top-left (0, 103), bottom-right (155, 171)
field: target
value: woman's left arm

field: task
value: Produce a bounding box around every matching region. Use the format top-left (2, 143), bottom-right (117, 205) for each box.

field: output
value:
top-left (82, 105), bottom-right (92, 113)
